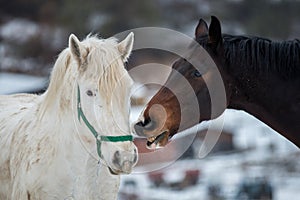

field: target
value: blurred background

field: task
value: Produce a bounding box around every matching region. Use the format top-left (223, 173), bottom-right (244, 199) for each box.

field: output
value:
top-left (1, 0), bottom-right (300, 199)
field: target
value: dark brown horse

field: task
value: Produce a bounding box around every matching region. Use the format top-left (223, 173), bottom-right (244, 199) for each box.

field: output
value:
top-left (134, 16), bottom-right (300, 149)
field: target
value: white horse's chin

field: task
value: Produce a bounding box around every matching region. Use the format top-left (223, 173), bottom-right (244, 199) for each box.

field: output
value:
top-left (108, 166), bottom-right (132, 175)
top-left (108, 167), bottom-right (120, 175)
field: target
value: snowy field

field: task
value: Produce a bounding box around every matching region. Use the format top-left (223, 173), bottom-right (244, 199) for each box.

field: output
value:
top-left (0, 73), bottom-right (47, 94)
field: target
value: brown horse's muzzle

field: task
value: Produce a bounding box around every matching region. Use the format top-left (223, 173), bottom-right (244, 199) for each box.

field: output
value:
top-left (134, 87), bottom-right (180, 149)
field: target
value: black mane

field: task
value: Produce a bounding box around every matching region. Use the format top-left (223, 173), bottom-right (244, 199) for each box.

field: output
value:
top-left (223, 35), bottom-right (300, 79)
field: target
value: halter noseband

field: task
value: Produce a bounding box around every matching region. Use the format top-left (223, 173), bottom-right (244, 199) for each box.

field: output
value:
top-left (77, 85), bottom-right (133, 159)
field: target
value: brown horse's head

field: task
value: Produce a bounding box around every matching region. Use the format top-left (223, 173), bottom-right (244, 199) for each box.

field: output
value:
top-left (134, 16), bottom-right (229, 149)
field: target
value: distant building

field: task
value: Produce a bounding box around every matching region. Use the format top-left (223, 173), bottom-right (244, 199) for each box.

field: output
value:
top-left (197, 129), bottom-right (235, 154)
top-left (181, 129), bottom-right (236, 159)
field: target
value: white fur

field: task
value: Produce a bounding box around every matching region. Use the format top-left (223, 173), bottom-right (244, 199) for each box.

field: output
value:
top-left (0, 33), bottom-right (137, 200)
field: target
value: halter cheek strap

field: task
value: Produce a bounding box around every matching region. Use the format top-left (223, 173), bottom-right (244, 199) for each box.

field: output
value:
top-left (77, 85), bottom-right (133, 159)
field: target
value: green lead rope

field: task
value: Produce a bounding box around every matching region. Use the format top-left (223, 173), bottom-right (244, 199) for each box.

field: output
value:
top-left (77, 85), bottom-right (133, 158)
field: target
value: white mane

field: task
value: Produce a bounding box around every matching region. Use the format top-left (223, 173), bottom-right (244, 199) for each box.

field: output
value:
top-left (0, 33), bottom-right (137, 200)
top-left (40, 35), bottom-right (132, 117)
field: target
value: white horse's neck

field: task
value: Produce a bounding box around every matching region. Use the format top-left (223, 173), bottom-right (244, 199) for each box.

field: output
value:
top-left (67, 155), bottom-right (120, 200)
top-left (80, 157), bottom-right (120, 200)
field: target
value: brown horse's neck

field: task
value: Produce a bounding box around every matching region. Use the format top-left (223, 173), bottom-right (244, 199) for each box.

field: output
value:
top-left (227, 71), bottom-right (300, 147)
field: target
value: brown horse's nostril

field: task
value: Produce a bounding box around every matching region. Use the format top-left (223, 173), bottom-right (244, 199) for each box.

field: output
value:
top-left (134, 121), bottom-right (145, 136)
top-left (134, 117), bottom-right (155, 136)
top-left (138, 117), bottom-right (151, 127)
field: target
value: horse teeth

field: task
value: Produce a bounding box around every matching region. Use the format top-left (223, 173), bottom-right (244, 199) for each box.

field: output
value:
top-left (148, 136), bottom-right (156, 142)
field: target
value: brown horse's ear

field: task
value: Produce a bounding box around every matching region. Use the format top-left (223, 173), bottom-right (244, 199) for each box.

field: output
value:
top-left (208, 16), bottom-right (222, 47)
top-left (195, 19), bottom-right (208, 38)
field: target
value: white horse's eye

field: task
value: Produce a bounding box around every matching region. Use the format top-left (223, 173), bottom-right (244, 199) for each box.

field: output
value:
top-left (86, 90), bottom-right (94, 97)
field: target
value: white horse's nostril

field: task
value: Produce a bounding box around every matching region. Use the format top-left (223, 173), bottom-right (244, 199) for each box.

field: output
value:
top-left (113, 151), bottom-right (121, 167)
top-left (114, 151), bottom-right (120, 158)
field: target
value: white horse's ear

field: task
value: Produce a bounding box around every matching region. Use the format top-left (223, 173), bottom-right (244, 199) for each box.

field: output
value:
top-left (69, 34), bottom-right (83, 65)
top-left (118, 32), bottom-right (134, 62)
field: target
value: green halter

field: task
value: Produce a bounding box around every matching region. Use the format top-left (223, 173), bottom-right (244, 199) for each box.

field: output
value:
top-left (77, 85), bottom-right (133, 158)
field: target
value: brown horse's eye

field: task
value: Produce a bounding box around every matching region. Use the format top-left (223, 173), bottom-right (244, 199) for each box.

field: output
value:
top-left (193, 70), bottom-right (202, 77)
top-left (86, 90), bottom-right (94, 96)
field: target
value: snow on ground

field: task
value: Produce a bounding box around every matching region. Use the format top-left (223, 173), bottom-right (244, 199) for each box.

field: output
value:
top-left (0, 73), bottom-right (47, 94)
top-left (120, 150), bottom-right (300, 199)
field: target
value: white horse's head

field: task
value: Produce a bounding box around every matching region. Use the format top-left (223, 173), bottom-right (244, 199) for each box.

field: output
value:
top-left (68, 33), bottom-right (137, 174)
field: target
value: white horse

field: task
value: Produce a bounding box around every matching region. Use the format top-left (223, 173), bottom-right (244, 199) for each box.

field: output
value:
top-left (0, 32), bottom-right (138, 200)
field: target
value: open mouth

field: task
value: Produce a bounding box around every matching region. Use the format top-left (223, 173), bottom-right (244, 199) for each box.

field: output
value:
top-left (146, 130), bottom-right (169, 149)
